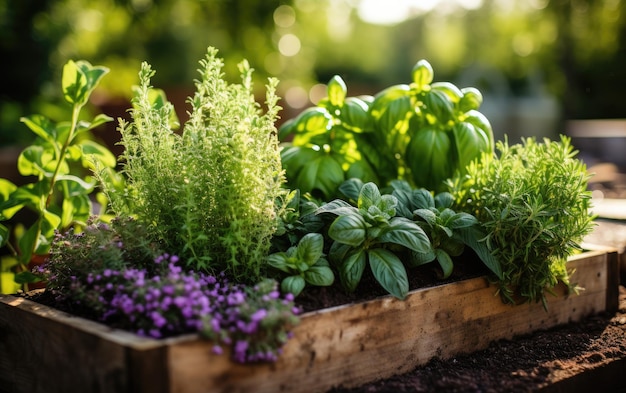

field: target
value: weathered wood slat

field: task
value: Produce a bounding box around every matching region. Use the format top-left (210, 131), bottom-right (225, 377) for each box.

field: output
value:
top-left (0, 247), bottom-right (618, 393)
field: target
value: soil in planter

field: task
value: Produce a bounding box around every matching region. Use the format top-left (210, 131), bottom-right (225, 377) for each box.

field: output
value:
top-left (296, 249), bottom-right (489, 312)
top-left (328, 285), bottom-right (626, 393)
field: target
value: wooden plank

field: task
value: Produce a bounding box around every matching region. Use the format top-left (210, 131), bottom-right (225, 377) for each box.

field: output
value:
top-left (164, 248), bottom-right (617, 393)
top-left (0, 297), bottom-right (129, 393)
top-left (0, 248), bottom-right (617, 393)
top-left (0, 295), bottom-right (166, 393)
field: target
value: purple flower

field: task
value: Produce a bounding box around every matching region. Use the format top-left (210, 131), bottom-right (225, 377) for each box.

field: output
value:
top-left (250, 309), bottom-right (267, 323)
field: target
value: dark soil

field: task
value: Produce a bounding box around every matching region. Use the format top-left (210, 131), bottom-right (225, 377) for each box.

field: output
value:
top-left (327, 285), bottom-right (626, 393)
top-left (296, 250), bottom-right (488, 313)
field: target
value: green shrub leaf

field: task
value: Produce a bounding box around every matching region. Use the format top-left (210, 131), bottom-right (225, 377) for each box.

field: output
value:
top-left (368, 248), bottom-right (409, 299)
top-left (281, 275), bottom-right (306, 297)
top-left (339, 249), bottom-right (366, 293)
top-left (304, 263), bottom-right (334, 287)
top-left (328, 214), bottom-right (367, 247)
top-left (379, 217), bottom-right (430, 253)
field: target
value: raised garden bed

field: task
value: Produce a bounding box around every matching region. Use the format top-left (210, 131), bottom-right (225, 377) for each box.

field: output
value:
top-left (0, 246), bottom-right (619, 393)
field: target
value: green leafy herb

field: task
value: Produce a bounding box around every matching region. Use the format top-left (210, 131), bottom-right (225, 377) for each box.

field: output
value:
top-left (390, 181), bottom-right (502, 279)
top-left (267, 233), bottom-right (334, 296)
top-left (103, 47), bottom-right (286, 282)
top-left (279, 59), bottom-right (494, 200)
top-left (317, 182), bottom-right (431, 299)
top-left (0, 60), bottom-right (116, 292)
top-left (449, 136), bottom-right (595, 306)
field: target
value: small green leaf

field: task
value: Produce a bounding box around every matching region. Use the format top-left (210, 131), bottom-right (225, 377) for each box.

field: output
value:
top-left (295, 107), bottom-right (334, 136)
top-left (338, 178), bottom-right (365, 202)
top-left (434, 249), bottom-right (454, 278)
top-left (41, 210), bottom-right (62, 238)
top-left (453, 226), bottom-right (503, 279)
top-left (8, 185), bottom-right (44, 213)
top-left (368, 248), bottom-right (409, 299)
top-left (376, 95), bottom-right (412, 152)
top-left (14, 271), bottom-right (42, 285)
top-left (295, 154), bottom-right (344, 199)
top-left (304, 264), bottom-right (334, 287)
top-left (338, 97), bottom-right (371, 132)
top-left (17, 223), bottom-right (40, 264)
top-left (379, 217), bottom-right (431, 253)
top-left (447, 212), bottom-right (478, 229)
top-left (316, 199), bottom-right (358, 218)
top-left (411, 59), bottom-right (434, 90)
top-left (20, 115), bottom-right (57, 144)
top-left (56, 175), bottom-right (95, 193)
top-left (75, 115), bottom-right (114, 136)
top-left (328, 214), bottom-right (367, 247)
top-left (459, 87), bottom-right (483, 112)
top-left (432, 82), bottom-right (463, 104)
top-left (267, 252), bottom-right (291, 273)
top-left (423, 89), bottom-right (455, 125)
top-left (62, 60), bottom-right (109, 106)
top-left (281, 275), bottom-right (306, 296)
top-left (451, 122), bottom-right (489, 172)
top-left (462, 110), bottom-right (494, 149)
top-left (434, 192), bottom-right (455, 209)
top-left (369, 84), bottom-right (411, 120)
top-left (17, 146), bottom-right (52, 177)
top-left (413, 208), bottom-right (437, 227)
top-left (328, 75), bottom-right (347, 108)
top-left (296, 233), bottom-right (325, 266)
top-left (62, 60), bottom-right (89, 105)
top-left (406, 127), bottom-right (454, 192)
top-left (358, 182), bottom-right (382, 212)
top-left (328, 241), bottom-right (352, 267)
top-left (379, 194), bottom-right (398, 218)
top-left (339, 249), bottom-right (366, 293)
top-left (410, 249), bottom-right (436, 267)
top-left (440, 239), bottom-right (465, 257)
top-left (78, 140), bottom-right (117, 168)
top-left (412, 188), bottom-right (435, 210)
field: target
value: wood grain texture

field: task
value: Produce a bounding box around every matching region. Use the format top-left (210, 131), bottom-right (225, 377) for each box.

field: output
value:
top-left (0, 247), bottom-right (618, 393)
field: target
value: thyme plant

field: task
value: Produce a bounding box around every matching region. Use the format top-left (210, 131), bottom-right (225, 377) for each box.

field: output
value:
top-left (105, 47), bottom-right (285, 282)
top-left (450, 136), bottom-right (595, 306)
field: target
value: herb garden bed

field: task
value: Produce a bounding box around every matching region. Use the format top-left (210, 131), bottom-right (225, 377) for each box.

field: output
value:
top-left (0, 246), bottom-right (618, 393)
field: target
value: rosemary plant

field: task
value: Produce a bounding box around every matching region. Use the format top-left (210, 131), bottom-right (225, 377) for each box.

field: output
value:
top-left (105, 47), bottom-right (286, 282)
top-left (450, 136), bottom-right (595, 306)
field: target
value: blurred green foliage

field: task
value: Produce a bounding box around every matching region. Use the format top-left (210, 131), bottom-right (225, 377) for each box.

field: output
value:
top-left (1, 0), bottom-right (625, 147)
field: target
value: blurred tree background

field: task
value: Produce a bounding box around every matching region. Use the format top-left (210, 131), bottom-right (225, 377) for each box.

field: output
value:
top-left (1, 0), bottom-right (625, 148)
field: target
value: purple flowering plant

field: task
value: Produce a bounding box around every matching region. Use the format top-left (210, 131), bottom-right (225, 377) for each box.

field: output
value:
top-left (41, 216), bottom-right (300, 363)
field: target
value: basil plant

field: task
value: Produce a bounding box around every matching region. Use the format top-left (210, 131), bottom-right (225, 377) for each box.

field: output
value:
top-left (279, 59), bottom-right (495, 200)
top-left (316, 182), bottom-right (431, 299)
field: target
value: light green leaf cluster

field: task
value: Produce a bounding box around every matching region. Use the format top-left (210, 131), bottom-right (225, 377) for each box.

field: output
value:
top-left (0, 60), bottom-right (115, 284)
top-left (279, 59), bottom-right (494, 200)
top-left (108, 47), bottom-right (286, 282)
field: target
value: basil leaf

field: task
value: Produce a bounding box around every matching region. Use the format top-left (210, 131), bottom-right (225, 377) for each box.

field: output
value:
top-left (328, 214), bottom-right (367, 247)
top-left (434, 249), bottom-right (454, 278)
top-left (379, 217), bottom-right (431, 253)
top-left (328, 75), bottom-right (347, 108)
top-left (304, 264), bottom-right (334, 287)
top-left (453, 226), bottom-right (503, 279)
top-left (339, 249), bottom-right (367, 293)
top-left (281, 275), bottom-right (306, 297)
top-left (368, 248), bottom-right (409, 299)
top-left (296, 233), bottom-right (325, 266)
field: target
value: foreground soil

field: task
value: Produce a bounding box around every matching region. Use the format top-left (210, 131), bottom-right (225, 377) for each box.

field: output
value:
top-left (327, 285), bottom-right (626, 393)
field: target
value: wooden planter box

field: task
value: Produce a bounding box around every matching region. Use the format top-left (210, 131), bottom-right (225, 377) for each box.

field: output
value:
top-left (0, 247), bottom-right (619, 393)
